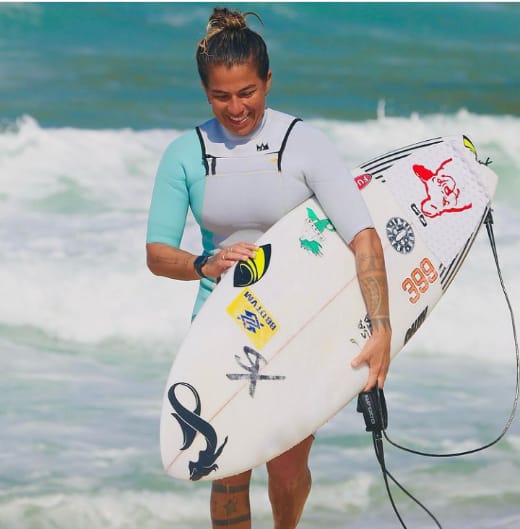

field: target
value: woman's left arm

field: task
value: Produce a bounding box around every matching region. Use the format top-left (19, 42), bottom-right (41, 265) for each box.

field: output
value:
top-left (349, 228), bottom-right (392, 391)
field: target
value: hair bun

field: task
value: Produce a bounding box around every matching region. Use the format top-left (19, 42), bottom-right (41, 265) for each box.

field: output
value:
top-left (196, 7), bottom-right (268, 86)
top-left (207, 8), bottom-right (247, 33)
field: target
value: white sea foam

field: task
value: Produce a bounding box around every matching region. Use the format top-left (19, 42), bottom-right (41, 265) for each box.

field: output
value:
top-left (1, 113), bottom-right (518, 357)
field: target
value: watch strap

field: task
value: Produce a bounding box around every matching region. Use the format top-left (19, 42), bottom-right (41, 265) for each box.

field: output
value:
top-left (193, 255), bottom-right (209, 278)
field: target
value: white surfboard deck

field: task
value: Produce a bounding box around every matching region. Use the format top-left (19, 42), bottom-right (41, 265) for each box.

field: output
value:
top-left (160, 135), bottom-right (498, 481)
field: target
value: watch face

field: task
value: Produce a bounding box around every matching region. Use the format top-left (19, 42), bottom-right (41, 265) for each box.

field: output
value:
top-left (386, 217), bottom-right (415, 254)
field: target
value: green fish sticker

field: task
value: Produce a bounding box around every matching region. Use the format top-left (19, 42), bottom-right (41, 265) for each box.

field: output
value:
top-left (299, 207), bottom-right (335, 256)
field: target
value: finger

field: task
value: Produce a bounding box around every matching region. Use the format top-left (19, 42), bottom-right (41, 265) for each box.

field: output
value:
top-left (350, 352), bottom-right (366, 369)
top-left (224, 246), bottom-right (257, 262)
top-left (363, 370), bottom-right (379, 391)
top-left (237, 242), bottom-right (259, 250)
top-left (234, 244), bottom-right (258, 258)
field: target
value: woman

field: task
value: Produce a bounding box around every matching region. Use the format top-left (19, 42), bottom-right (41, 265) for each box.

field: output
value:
top-left (146, 8), bottom-right (391, 529)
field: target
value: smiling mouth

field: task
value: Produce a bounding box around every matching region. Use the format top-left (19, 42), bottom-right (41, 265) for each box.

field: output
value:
top-left (228, 114), bottom-right (250, 126)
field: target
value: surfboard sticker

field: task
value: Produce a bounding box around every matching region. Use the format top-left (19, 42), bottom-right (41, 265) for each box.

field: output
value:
top-left (383, 139), bottom-right (489, 265)
top-left (226, 345), bottom-right (286, 398)
top-left (357, 314), bottom-right (372, 340)
top-left (463, 135), bottom-right (477, 158)
top-left (299, 207), bottom-right (336, 256)
top-left (413, 157), bottom-right (473, 218)
top-left (226, 288), bottom-right (279, 349)
top-left (404, 305), bottom-right (429, 345)
top-left (400, 256), bottom-right (439, 305)
top-left (354, 173), bottom-right (372, 190)
top-left (386, 217), bottom-right (416, 254)
top-left (167, 382), bottom-right (228, 481)
top-left (233, 244), bottom-right (272, 287)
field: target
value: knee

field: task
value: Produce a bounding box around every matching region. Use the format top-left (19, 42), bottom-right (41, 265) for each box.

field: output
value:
top-left (267, 454), bottom-right (312, 499)
top-left (268, 463), bottom-right (312, 496)
top-left (266, 435), bottom-right (314, 490)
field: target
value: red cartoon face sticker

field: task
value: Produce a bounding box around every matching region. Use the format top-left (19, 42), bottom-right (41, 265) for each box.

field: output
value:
top-left (413, 158), bottom-right (472, 218)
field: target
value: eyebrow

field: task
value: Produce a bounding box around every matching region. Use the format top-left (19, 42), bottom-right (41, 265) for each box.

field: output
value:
top-left (210, 84), bottom-right (257, 95)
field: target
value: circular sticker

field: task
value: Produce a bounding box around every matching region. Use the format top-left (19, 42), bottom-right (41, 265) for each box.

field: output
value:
top-left (386, 217), bottom-right (415, 254)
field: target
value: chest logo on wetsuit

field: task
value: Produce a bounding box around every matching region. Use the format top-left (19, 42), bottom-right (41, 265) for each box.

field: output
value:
top-left (233, 244), bottom-right (271, 287)
top-left (299, 207), bottom-right (336, 256)
top-left (226, 288), bottom-right (279, 349)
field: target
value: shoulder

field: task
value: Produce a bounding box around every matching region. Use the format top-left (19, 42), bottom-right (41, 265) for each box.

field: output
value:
top-left (157, 129), bottom-right (205, 177)
top-left (266, 108), bottom-right (300, 126)
top-left (292, 118), bottom-right (333, 142)
top-left (161, 129), bottom-right (201, 161)
top-left (154, 128), bottom-right (207, 185)
top-left (287, 118), bottom-right (339, 158)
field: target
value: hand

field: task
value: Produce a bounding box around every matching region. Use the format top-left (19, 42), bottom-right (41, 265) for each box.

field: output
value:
top-left (351, 328), bottom-right (391, 391)
top-left (203, 242), bottom-right (258, 279)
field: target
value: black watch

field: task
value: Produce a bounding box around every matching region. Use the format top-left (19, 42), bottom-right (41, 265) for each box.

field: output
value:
top-left (193, 255), bottom-right (209, 278)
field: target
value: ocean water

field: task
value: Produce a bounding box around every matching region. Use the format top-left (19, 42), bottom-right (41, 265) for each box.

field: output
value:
top-left (1, 3), bottom-right (520, 529)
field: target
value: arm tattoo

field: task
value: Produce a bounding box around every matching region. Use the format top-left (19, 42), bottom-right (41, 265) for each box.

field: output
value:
top-left (356, 253), bottom-right (391, 332)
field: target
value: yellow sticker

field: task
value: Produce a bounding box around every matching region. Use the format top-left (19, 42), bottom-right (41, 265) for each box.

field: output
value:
top-left (226, 288), bottom-right (279, 349)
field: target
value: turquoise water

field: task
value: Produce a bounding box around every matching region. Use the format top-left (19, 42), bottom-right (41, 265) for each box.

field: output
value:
top-left (2, 3), bottom-right (519, 128)
top-left (1, 3), bottom-right (520, 529)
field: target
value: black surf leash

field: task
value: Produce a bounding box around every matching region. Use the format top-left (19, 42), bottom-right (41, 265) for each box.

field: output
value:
top-left (357, 386), bottom-right (443, 529)
top-left (357, 207), bottom-right (519, 528)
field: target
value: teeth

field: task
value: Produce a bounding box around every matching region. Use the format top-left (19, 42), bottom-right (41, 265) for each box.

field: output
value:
top-left (229, 115), bottom-right (248, 123)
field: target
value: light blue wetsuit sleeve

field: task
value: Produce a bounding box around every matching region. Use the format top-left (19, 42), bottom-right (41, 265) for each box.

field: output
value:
top-left (146, 130), bottom-right (204, 247)
top-left (146, 130), bottom-right (215, 318)
top-left (284, 122), bottom-right (374, 244)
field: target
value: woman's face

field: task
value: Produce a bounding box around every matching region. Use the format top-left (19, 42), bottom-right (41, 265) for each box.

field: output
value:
top-left (203, 60), bottom-right (272, 136)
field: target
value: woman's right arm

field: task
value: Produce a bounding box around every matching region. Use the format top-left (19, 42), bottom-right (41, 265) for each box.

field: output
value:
top-left (146, 242), bottom-right (258, 281)
top-left (146, 132), bottom-right (256, 282)
top-left (146, 133), bottom-right (204, 280)
top-left (146, 243), bottom-right (203, 280)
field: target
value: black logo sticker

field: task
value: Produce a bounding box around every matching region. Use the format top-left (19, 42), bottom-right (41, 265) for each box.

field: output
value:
top-left (386, 217), bottom-right (415, 254)
top-left (233, 244), bottom-right (271, 287)
top-left (226, 346), bottom-right (285, 398)
top-left (404, 306), bottom-right (428, 345)
top-left (168, 382), bottom-right (228, 481)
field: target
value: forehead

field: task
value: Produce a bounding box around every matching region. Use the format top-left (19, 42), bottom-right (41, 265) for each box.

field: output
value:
top-left (206, 61), bottom-right (262, 92)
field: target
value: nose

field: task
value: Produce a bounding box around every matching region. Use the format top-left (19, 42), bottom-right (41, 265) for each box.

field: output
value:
top-left (228, 96), bottom-right (245, 116)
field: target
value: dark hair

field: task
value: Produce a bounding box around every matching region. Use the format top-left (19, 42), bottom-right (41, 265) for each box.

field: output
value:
top-left (196, 8), bottom-right (270, 87)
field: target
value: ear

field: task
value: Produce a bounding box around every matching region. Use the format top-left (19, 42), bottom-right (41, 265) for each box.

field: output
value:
top-left (265, 70), bottom-right (272, 94)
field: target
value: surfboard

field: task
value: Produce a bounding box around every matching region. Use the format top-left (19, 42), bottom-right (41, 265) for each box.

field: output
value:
top-left (160, 135), bottom-right (498, 481)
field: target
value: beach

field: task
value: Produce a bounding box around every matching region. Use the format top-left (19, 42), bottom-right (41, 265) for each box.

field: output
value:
top-left (1, 3), bottom-right (520, 528)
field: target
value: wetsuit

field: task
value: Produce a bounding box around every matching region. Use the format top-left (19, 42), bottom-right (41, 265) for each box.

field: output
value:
top-left (147, 108), bottom-right (373, 315)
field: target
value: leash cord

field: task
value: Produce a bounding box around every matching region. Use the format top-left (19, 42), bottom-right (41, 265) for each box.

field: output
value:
top-left (383, 208), bottom-right (519, 458)
top-left (372, 431), bottom-right (443, 529)
top-left (359, 207), bottom-right (518, 528)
